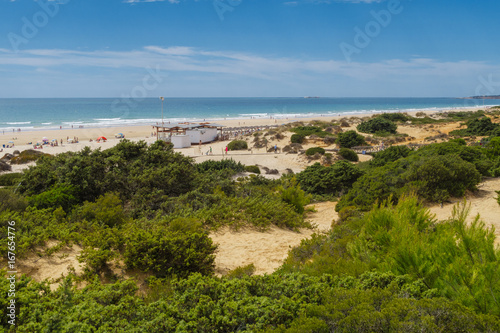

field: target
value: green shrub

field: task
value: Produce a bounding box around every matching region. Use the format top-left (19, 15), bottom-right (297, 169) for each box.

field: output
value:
top-left (305, 147), bottom-right (325, 156)
top-left (245, 165), bottom-right (261, 174)
top-left (124, 230), bottom-right (217, 278)
top-left (338, 148), bottom-right (358, 162)
top-left (406, 155), bottom-right (481, 202)
top-left (0, 173), bottom-right (23, 186)
top-left (193, 190), bottom-right (306, 230)
top-left (290, 134), bottom-right (305, 144)
top-left (279, 177), bottom-right (311, 214)
top-left (450, 117), bottom-right (499, 136)
top-left (0, 188), bottom-right (28, 212)
top-left (10, 149), bottom-right (47, 164)
top-left (486, 137), bottom-right (500, 158)
top-left (20, 140), bottom-right (197, 205)
top-left (226, 263), bottom-right (256, 279)
top-left (337, 130), bottom-right (367, 148)
top-left (370, 145), bottom-right (412, 167)
top-left (77, 193), bottom-right (127, 227)
top-left (79, 247), bottom-right (114, 277)
top-left (337, 152), bottom-right (482, 211)
top-left (27, 185), bottom-right (78, 212)
top-left (449, 138), bottom-right (467, 145)
top-left (227, 140), bottom-right (248, 150)
top-left (291, 126), bottom-right (328, 138)
top-left (197, 159), bottom-right (245, 173)
top-left (489, 127), bottom-right (500, 139)
top-left (297, 161), bottom-right (364, 196)
top-left (379, 113), bottom-right (409, 122)
top-left (349, 197), bottom-right (500, 316)
top-left (357, 117), bottom-right (397, 134)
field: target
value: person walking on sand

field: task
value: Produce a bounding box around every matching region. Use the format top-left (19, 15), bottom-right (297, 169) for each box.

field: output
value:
top-left (225, 146), bottom-right (228, 155)
top-left (274, 144), bottom-right (277, 153)
top-left (210, 146), bottom-right (212, 155)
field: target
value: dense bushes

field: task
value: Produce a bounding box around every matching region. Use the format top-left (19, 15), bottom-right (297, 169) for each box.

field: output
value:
top-left (125, 230), bottom-right (217, 278)
top-left (297, 161), bottom-right (364, 196)
top-left (244, 165), bottom-right (260, 174)
top-left (338, 148), bottom-right (358, 162)
top-left (406, 155), bottom-right (481, 202)
top-left (370, 145), bottom-right (412, 167)
top-left (9, 149), bottom-right (47, 164)
top-left (336, 140), bottom-right (500, 211)
top-left (337, 151), bottom-right (482, 211)
top-left (357, 117), bottom-right (397, 134)
top-left (450, 116), bottom-right (500, 136)
top-left (305, 147), bottom-right (325, 156)
top-left (284, 197), bottom-right (500, 319)
top-left (0, 172), bottom-right (22, 186)
top-left (2, 125), bottom-right (500, 331)
top-left (379, 112), bottom-right (409, 122)
top-left (197, 158), bottom-right (245, 173)
top-left (290, 134), bottom-right (305, 144)
top-left (337, 130), bottom-right (367, 148)
top-left (27, 185), bottom-right (78, 212)
top-left (4, 255), bottom-right (500, 331)
top-left (20, 140), bottom-right (197, 205)
top-left (291, 126), bottom-right (329, 138)
top-left (0, 188), bottom-right (28, 213)
top-left (227, 139), bottom-right (248, 150)
top-left (279, 177), bottom-right (311, 214)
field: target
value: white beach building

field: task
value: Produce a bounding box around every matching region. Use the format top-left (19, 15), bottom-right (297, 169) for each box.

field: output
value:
top-left (153, 123), bottom-right (225, 149)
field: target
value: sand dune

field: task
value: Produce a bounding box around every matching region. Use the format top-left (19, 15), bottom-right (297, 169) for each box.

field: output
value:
top-left (429, 177), bottom-right (500, 245)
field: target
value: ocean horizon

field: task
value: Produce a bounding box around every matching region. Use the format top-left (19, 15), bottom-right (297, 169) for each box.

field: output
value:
top-left (1, 97), bottom-right (498, 132)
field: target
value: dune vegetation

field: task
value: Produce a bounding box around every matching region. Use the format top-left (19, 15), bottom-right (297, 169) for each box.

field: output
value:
top-left (1, 113), bottom-right (500, 331)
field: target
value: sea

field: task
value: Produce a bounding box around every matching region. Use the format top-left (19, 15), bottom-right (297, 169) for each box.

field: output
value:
top-left (1, 97), bottom-right (498, 132)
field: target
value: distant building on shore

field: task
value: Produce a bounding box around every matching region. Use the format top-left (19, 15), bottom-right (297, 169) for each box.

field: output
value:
top-left (153, 122), bottom-right (225, 148)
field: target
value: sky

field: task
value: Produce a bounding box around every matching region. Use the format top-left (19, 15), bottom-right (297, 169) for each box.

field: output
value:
top-left (0, 0), bottom-right (500, 98)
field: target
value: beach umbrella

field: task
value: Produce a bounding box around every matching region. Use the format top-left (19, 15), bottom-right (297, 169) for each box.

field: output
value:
top-left (8, 141), bottom-right (14, 143)
top-left (51, 139), bottom-right (57, 142)
top-left (97, 136), bottom-right (107, 141)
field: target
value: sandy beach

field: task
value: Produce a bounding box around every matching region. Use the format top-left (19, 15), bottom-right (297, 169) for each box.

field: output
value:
top-left (0, 106), bottom-right (489, 158)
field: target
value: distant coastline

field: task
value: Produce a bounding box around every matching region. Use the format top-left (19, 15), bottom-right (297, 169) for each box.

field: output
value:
top-left (462, 95), bottom-right (500, 100)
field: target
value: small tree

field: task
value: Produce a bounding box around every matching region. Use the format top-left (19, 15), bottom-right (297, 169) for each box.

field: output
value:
top-left (279, 177), bottom-right (311, 214)
top-left (227, 140), bottom-right (248, 150)
top-left (338, 148), bottom-right (359, 162)
top-left (337, 130), bottom-right (367, 148)
top-left (291, 134), bottom-right (305, 144)
top-left (357, 117), bottom-right (397, 134)
top-left (305, 147), bottom-right (326, 156)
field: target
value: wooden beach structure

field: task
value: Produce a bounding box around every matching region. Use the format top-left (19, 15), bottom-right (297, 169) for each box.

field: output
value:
top-left (153, 122), bottom-right (225, 148)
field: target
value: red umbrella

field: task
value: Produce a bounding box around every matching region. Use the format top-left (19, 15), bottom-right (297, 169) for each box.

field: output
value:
top-left (97, 136), bottom-right (107, 141)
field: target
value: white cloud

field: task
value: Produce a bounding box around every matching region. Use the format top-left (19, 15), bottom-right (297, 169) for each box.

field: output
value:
top-left (1, 46), bottom-right (498, 97)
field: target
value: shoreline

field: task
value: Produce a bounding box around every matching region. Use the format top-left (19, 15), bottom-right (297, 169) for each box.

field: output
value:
top-left (0, 106), bottom-right (492, 159)
top-left (1, 103), bottom-right (497, 133)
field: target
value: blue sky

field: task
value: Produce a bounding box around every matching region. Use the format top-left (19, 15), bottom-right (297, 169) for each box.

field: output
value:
top-left (1, 0), bottom-right (500, 97)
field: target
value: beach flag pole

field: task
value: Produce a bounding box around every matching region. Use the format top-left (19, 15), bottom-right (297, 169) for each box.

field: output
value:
top-left (160, 96), bottom-right (164, 126)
